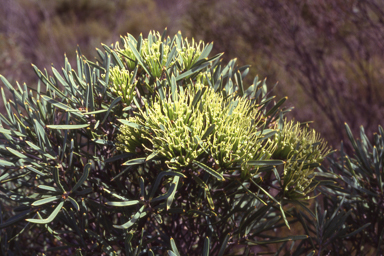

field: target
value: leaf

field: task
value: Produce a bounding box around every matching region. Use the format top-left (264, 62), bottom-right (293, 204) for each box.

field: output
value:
top-left (113, 205), bottom-right (145, 229)
top-left (218, 234), bottom-right (230, 256)
top-left (53, 167), bottom-right (65, 193)
top-left (191, 89), bottom-right (204, 108)
top-left (201, 124), bottom-right (215, 140)
top-left (25, 141), bottom-right (56, 160)
top-left (151, 182), bottom-right (176, 203)
top-left (82, 109), bottom-right (108, 115)
top-left (111, 49), bottom-right (125, 70)
top-left (32, 196), bottom-right (61, 206)
top-left (101, 96), bottom-right (121, 124)
top-left (110, 166), bottom-right (133, 182)
top-left (166, 46), bottom-right (177, 67)
top-left (146, 151), bottom-right (159, 161)
top-left (166, 176), bottom-right (180, 210)
top-left (0, 209), bottom-right (31, 229)
top-left (171, 75), bottom-right (178, 102)
top-left (25, 166), bottom-right (46, 176)
top-left (6, 147), bottom-right (27, 159)
top-left (124, 232), bottom-right (134, 255)
top-left (373, 146), bottom-right (383, 191)
top-left (46, 124), bottom-right (90, 129)
top-left (247, 160), bottom-right (285, 166)
top-left (149, 170), bottom-right (186, 199)
top-left (197, 43), bottom-right (214, 61)
top-left (0, 127), bottom-right (27, 137)
top-left (176, 62), bottom-right (210, 81)
top-left (345, 123), bottom-right (357, 149)
top-left (192, 160), bottom-right (224, 181)
top-left (340, 223), bottom-right (370, 239)
top-left (280, 204), bottom-right (290, 230)
top-left (0, 172), bottom-right (10, 182)
top-left (122, 157), bottom-right (146, 166)
top-left (202, 237), bottom-right (210, 256)
top-left (235, 180), bottom-right (267, 206)
top-left (127, 40), bottom-right (150, 75)
top-left (118, 119), bottom-right (142, 129)
top-left (170, 238), bottom-right (180, 256)
top-left (249, 178), bottom-right (280, 205)
top-left (41, 95), bottom-right (81, 117)
top-left (26, 201), bottom-right (64, 224)
top-left (105, 153), bottom-right (133, 163)
top-left (205, 187), bottom-right (214, 210)
top-left (247, 235), bottom-right (308, 245)
top-left (105, 200), bottom-right (140, 207)
top-left (52, 67), bottom-right (69, 88)
top-left (92, 139), bottom-right (114, 146)
top-left (68, 196), bottom-right (80, 211)
top-left (0, 159), bottom-right (15, 167)
top-left (37, 185), bottom-right (61, 192)
top-left (265, 97), bottom-right (287, 116)
top-left (71, 163), bottom-right (91, 192)
top-left (0, 75), bottom-right (22, 101)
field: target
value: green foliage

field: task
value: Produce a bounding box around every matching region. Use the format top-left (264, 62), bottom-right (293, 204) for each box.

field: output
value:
top-left (313, 124), bottom-right (384, 255)
top-left (0, 29), bottom-right (352, 256)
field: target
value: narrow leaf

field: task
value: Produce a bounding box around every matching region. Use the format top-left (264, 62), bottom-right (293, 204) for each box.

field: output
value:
top-left (26, 201), bottom-right (64, 224)
top-left (113, 205), bottom-right (145, 229)
top-left (170, 238), bottom-right (180, 256)
top-left (105, 200), bottom-right (140, 207)
top-left (32, 196), bottom-right (61, 206)
top-left (193, 160), bottom-right (224, 181)
top-left (71, 163), bottom-right (91, 192)
top-left (247, 160), bottom-right (285, 166)
top-left (46, 124), bottom-right (90, 129)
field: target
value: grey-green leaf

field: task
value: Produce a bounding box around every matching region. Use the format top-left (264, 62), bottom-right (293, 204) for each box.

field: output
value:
top-left (26, 201), bottom-right (64, 224)
top-left (46, 124), bottom-right (90, 129)
top-left (71, 163), bottom-right (91, 192)
top-left (192, 160), bottom-right (224, 181)
top-left (105, 200), bottom-right (140, 207)
top-left (32, 196), bottom-right (61, 206)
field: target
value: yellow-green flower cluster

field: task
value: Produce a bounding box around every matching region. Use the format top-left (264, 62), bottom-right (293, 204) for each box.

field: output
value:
top-left (108, 66), bottom-right (137, 105)
top-left (272, 120), bottom-right (331, 194)
top-left (116, 31), bottom-right (206, 78)
top-left (141, 37), bottom-right (171, 78)
top-left (194, 69), bottom-right (212, 85)
top-left (206, 95), bottom-right (270, 170)
top-left (116, 85), bottom-right (270, 170)
top-left (177, 37), bottom-right (204, 70)
top-left (117, 31), bottom-right (173, 77)
top-left (115, 120), bottom-right (148, 154)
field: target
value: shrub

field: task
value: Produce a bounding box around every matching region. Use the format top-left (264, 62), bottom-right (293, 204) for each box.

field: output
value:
top-left (312, 124), bottom-right (384, 255)
top-left (0, 29), bottom-right (362, 256)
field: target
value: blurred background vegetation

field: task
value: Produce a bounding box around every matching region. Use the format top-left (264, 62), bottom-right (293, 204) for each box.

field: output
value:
top-left (1, 0), bottom-right (383, 151)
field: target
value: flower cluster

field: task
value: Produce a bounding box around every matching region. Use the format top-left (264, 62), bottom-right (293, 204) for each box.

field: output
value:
top-left (108, 66), bottom-right (137, 105)
top-left (116, 85), bottom-right (271, 171)
top-left (176, 37), bottom-right (205, 70)
top-left (272, 120), bottom-right (331, 194)
top-left (116, 31), bottom-right (205, 78)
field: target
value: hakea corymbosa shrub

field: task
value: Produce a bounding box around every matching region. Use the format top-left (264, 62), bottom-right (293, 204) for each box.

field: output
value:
top-left (0, 30), bottom-right (334, 255)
